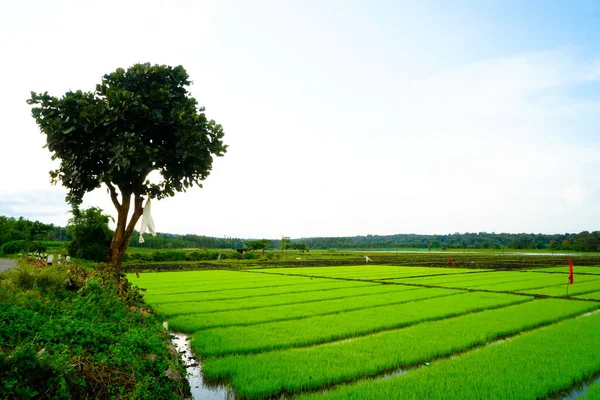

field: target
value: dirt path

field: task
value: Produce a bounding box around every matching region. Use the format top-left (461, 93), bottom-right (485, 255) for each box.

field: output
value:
top-left (0, 259), bottom-right (17, 273)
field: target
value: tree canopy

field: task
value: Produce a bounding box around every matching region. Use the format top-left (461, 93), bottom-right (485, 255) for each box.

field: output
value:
top-left (28, 63), bottom-right (227, 274)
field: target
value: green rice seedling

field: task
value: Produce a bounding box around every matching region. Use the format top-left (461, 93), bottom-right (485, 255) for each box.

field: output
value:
top-left (205, 298), bottom-right (600, 398)
top-left (191, 291), bottom-right (530, 356)
top-left (153, 283), bottom-right (419, 316)
top-left (527, 266), bottom-right (600, 275)
top-left (138, 275), bottom-right (328, 295)
top-left (520, 278), bottom-right (600, 297)
top-left (298, 310), bottom-right (600, 400)
top-left (129, 269), bottom-right (247, 285)
top-left (575, 291), bottom-right (600, 301)
top-left (391, 271), bottom-right (523, 287)
top-left (584, 381), bottom-right (600, 399)
top-left (145, 280), bottom-right (372, 304)
top-left (474, 274), bottom-right (598, 292)
top-left (255, 266), bottom-right (483, 279)
top-left (168, 287), bottom-right (460, 330)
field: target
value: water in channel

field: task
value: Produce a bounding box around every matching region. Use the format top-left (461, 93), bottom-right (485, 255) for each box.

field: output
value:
top-left (171, 332), bottom-right (234, 400)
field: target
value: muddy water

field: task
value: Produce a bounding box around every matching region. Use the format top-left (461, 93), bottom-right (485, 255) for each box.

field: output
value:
top-left (171, 333), bottom-right (234, 400)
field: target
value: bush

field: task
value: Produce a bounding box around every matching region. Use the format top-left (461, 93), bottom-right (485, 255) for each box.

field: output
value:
top-left (0, 240), bottom-right (48, 256)
top-left (67, 207), bottom-right (112, 262)
top-left (150, 250), bottom-right (186, 262)
top-left (0, 263), bottom-right (189, 398)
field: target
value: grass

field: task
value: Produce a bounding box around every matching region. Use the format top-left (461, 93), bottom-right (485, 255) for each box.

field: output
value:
top-left (190, 291), bottom-right (529, 356)
top-left (297, 310), bottom-right (600, 400)
top-left (204, 298), bottom-right (600, 398)
top-left (167, 287), bottom-right (459, 330)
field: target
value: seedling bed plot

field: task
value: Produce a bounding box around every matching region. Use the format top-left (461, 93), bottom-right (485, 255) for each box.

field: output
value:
top-left (138, 275), bottom-right (332, 295)
top-left (387, 271), bottom-right (526, 287)
top-left (190, 291), bottom-right (529, 356)
top-left (584, 381), bottom-right (600, 399)
top-left (520, 277), bottom-right (600, 297)
top-left (255, 266), bottom-right (483, 279)
top-left (575, 291), bottom-right (600, 301)
top-left (204, 298), bottom-right (600, 398)
top-left (298, 310), bottom-right (600, 400)
top-left (473, 273), bottom-right (599, 292)
top-left (154, 283), bottom-right (418, 316)
top-left (527, 266), bottom-right (600, 275)
top-left (145, 280), bottom-right (371, 305)
top-left (167, 287), bottom-right (459, 331)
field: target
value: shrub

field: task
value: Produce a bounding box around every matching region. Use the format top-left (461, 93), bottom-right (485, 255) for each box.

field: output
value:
top-left (1, 240), bottom-right (27, 255)
top-left (0, 263), bottom-right (189, 398)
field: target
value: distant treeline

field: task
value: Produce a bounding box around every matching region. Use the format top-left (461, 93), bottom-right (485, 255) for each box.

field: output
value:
top-left (0, 216), bottom-right (70, 254)
top-left (2, 214), bottom-right (600, 253)
top-left (297, 232), bottom-right (600, 252)
top-left (127, 232), bottom-right (248, 249)
top-left (129, 231), bottom-right (600, 252)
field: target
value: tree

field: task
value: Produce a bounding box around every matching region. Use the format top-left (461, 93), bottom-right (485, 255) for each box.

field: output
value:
top-left (290, 243), bottom-right (308, 252)
top-left (67, 207), bottom-right (113, 262)
top-left (246, 239), bottom-right (272, 254)
top-left (28, 63), bottom-right (227, 276)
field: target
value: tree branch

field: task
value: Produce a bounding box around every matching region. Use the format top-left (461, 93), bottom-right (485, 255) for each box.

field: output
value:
top-left (105, 182), bottom-right (121, 210)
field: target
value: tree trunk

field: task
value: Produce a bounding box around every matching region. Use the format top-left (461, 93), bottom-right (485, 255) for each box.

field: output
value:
top-left (108, 185), bottom-right (144, 278)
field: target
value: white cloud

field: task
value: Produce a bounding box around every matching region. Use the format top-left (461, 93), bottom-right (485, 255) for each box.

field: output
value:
top-left (1, 2), bottom-right (600, 237)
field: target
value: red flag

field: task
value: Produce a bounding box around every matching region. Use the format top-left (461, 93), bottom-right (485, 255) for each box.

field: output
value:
top-left (568, 259), bottom-right (574, 285)
top-left (448, 257), bottom-right (455, 268)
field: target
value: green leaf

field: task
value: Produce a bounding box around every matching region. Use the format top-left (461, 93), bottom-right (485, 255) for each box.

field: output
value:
top-left (62, 126), bottom-right (75, 134)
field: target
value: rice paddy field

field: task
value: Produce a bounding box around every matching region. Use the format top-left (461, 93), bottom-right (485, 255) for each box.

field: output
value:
top-left (129, 263), bottom-right (600, 399)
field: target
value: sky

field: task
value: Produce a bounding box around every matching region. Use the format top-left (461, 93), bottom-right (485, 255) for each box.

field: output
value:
top-left (1, 0), bottom-right (600, 239)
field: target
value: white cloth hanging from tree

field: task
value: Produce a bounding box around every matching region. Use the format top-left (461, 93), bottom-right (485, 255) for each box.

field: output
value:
top-left (139, 199), bottom-right (157, 243)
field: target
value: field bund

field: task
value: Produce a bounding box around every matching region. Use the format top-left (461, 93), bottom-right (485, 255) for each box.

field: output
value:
top-left (129, 264), bottom-right (600, 399)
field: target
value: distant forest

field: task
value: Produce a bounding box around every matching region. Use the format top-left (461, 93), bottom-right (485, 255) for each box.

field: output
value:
top-left (2, 215), bottom-right (600, 253)
top-left (128, 231), bottom-right (600, 252)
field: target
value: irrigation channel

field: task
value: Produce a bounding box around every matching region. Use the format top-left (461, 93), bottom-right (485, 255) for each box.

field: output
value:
top-left (171, 332), bottom-right (233, 400)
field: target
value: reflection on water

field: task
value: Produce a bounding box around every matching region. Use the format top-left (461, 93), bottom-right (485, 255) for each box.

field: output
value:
top-left (171, 333), bottom-right (235, 400)
top-left (560, 375), bottom-right (600, 400)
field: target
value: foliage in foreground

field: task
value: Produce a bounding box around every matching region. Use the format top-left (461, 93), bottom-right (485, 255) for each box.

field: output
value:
top-left (0, 262), bottom-right (188, 399)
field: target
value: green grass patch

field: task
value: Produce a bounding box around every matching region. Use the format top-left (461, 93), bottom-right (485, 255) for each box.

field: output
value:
top-left (298, 309), bottom-right (600, 400)
top-left (205, 298), bottom-right (600, 398)
top-left (190, 291), bottom-right (529, 356)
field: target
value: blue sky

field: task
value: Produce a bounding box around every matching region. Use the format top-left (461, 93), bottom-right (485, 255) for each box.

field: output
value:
top-left (1, 1), bottom-right (599, 238)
